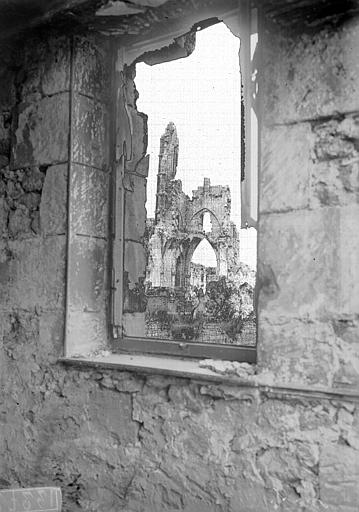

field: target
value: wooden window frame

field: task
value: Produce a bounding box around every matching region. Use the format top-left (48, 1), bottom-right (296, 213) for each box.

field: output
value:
top-left (110, 1), bottom-right (258, 363)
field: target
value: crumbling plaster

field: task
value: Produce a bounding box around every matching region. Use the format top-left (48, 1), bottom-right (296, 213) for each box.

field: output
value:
top-left (0, 2), bottom-right (359, 512)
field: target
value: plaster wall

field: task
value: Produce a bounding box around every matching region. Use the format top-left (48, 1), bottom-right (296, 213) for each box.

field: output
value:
top-left (0, 8), bottom-right (359, 512)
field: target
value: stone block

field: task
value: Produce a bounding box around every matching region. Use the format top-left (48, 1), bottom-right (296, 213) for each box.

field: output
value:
top-left (257, 317), bottom-right (337, 386)
top-left (310, 159), bottom-right (359, 208)
top-left (68, 235), bottom-right (107, 312)
top-left (39, 310), bottom-right (65, 362)
top-left (66, 309), bottom-right (107, 356)
top-left (21, 35), bottom-right (70, 100)
top-left (124, 173), bottom-right (146, 242)
top-left (338, 205), bottom-right (359, 315)
top-left (0, 487), bottom-right (62, 512)
top-left (70, 164), bottom-right (109, 238)
top-left (72, 94), bottom-right (109, 170)
top-left (73, 36), bottom-right (110, 102)
top-left (3, 236), bottom-right (66, 310)
top-left (260, 123), bottom-right (311, 213)
top-left (331, 315), bottom-right (359, 388)
top-left (262, 17), bottom-right (359, 124)
top-left (309, 115), bottom-right (359, 208)
top-left (40, 164), bottom-right (68, 235)
top-left (12, 94), bottom-right (69, 168)
top-left (319, 444), bottom-right (359, 511)
top-left (258, 209), bottom-right (337, 318)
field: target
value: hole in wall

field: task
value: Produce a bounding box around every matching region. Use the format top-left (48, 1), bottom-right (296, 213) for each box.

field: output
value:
top-left (124, 21), bottom-right (257, 345)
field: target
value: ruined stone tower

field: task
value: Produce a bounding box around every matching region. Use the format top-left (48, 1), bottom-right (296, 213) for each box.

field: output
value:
top-left (155, 121), bottom-right (179, 222)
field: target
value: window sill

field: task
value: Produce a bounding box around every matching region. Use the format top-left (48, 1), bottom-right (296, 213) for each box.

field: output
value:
top-left (59, 352), bottom-right (256, 385)
top-left (59, 352), bottom-right (359, 402)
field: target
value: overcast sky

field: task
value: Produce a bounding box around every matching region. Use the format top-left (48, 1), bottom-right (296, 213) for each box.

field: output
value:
top-left (135, 22), bottom-right (256, 269)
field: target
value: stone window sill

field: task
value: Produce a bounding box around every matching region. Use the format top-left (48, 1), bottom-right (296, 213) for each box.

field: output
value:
top-left (59, 352), bottom-right (359, 402)
top-left (59, 352), bottom-right (255, 385)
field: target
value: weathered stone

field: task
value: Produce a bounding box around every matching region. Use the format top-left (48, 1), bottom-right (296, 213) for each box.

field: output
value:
top-left (337, 205), bottom-right (359, 315)
top-left (21, 167), bottom-right (44, 192)
top-left (229, 480), bottom-right (277, 512)
top-left (258, 317), bottom-right (338, 386)
top-left (73, 36), bottom-right (110, 102)
top-left (72, 93), bottom-right (109, 170)
top-left (262, 17), bottom-right (359, 124)
top-left (40, 164), bottom-right (68, 235)
top-left (39, 309), bottom-right (64, 362)
top-left (0, 197), bottom-right (9, 236)
top-left (21, 35), bottom-right (70, 99)
top-left (66, 309), bottom-right (107, 356)
top-left (8, 207), bottom-right (32, 238)
top-left (68, 235), bottom-right (107, 312)
top-left (12, 94), bottom-right (69, 168)
top-left (258, 209), bottom-right (337, 318)
top-left (260, 123), bottom-right (311, 213)
top-left (70, 164), bottom-right (109, 238)
top-left (319, 444), bottom-right (359, 511)
top-left (17, 192), bottom-right (41, 211)
top-left (86, 387), bottom-right (139, 444)
top-left (3, 236), bottom-right (66, 310)
top-left (312, 118), bottom-right (358, 162)
top-left (310, 159), bottom-right (359, 208)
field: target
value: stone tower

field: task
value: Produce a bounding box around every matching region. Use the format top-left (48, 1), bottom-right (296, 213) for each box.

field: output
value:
top-left (155, 121), bottom-right (179, 222)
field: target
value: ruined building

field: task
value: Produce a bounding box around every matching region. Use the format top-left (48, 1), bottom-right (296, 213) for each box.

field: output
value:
top-left (146, 122), bottom-right (240, 289)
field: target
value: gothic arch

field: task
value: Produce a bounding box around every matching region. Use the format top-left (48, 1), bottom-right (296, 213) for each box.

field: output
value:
top-left (189, 208), bottom-right (221, 232)
top-left (183, 235), bottom-right (219, 286)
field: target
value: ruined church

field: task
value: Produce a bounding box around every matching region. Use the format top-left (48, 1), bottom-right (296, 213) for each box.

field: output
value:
top-left (145, 122), bottom-right (241, 291)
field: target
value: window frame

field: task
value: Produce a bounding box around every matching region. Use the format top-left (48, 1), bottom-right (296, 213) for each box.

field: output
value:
top-left (110, 2), bottom-right (258, 364)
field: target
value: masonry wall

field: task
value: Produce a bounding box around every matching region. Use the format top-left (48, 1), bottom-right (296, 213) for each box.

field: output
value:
top-left (0, 10), bottom-right (358, 512)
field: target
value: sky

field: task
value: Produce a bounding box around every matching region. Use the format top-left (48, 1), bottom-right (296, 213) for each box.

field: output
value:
top-left (135, 22), bottom-right (257, 269)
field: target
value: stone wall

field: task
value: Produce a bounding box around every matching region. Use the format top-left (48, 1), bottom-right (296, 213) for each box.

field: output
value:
top-left (258, 16), bottom-right (359, 389)
top-left (0, 5), bottom-right (358, 512)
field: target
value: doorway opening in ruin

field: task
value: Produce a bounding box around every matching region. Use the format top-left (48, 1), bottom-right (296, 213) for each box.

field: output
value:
top-left (118, 13), bottom-right (258, 354)
top-left (190, 238), bottom-right (218, 293)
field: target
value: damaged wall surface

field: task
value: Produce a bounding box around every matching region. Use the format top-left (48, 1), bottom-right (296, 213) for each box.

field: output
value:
top-left (0, 1), bottom-right (359, 511)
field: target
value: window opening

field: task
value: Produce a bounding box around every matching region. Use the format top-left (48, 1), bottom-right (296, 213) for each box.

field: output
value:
top-left (113, 9), bottom-right (258, 361)
top-left (202, 211), bottom-right (212, 233)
